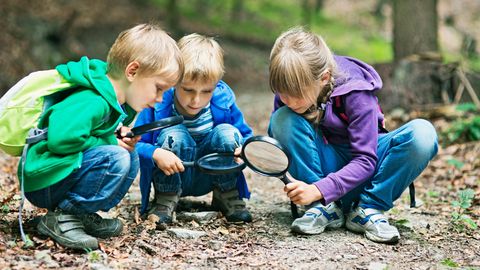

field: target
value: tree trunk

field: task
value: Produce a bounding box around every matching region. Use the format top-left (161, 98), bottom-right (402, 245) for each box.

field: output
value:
top-left (393, 0), bottom-right (438, 62)
top-left (231, 0), bottom-right (245, 22)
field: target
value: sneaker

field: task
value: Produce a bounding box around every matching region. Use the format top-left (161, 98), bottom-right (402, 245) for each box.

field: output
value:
top-left (148, 192), bottom-right (179, 224)
top-left (37, 210), bottom-right (98, 250)
top-left (346, 206), bottom-right (400, 243)
top-left (291, 202), bottom-right (344, 234)
top-left (212, 188), bottom-right (252, 223)
top-left (80, 213), bottom-right (123, 239)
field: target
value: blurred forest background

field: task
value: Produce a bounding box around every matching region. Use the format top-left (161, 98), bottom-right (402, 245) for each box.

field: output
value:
top-left (1, 0), bottom-right (479, 110)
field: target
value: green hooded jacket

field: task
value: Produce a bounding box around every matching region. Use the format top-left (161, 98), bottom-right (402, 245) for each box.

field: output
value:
top-left (20, 56), bottom-right (136, 192)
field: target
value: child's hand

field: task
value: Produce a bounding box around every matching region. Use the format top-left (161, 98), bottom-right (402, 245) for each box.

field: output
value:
top-left (153, 148), bottom-right (185, 176)
top-left (284, 175), bottom-right (324, 205)
top-left (116, 126), bottom-right (141, 152)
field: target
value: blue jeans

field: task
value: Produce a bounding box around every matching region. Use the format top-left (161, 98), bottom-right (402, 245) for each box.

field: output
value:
top-left (269, 107), bottom-right (438, 211)
top-left (153, 124), bottom-right (242, 196)
top-left (26, 145), bottom-right (139, 214)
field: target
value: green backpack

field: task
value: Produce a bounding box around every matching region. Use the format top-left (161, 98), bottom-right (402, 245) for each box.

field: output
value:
top-left (0, 69), bottom-right (76, 156)
top-left (0, 69), bottom-right (78, 246)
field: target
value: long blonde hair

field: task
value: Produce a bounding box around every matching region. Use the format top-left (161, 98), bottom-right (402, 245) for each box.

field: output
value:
top-left (269, 27), bottom-right (336, 124)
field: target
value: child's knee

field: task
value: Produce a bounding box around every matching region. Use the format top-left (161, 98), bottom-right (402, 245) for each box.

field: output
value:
top-left (408, 119), bottom-right (438, 159)
top-left (211, 124), bottom-right (242, 149)
top-left (157, 126), bottom-right (195, 152)
top-left (270, 107), bottom-right (311, 142)
top-left (104, 146), bottom-right (132, 175)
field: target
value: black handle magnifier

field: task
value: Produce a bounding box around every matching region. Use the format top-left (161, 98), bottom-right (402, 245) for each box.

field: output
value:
top-left (240, 135), bottom-right (300, 218)
top-left (123, 115), bottom-right (184, 138)
top-left (182, 152), bottom-right (246, 175)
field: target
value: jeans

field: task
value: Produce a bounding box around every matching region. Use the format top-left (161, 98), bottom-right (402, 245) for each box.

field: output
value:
top-left (26, 145), bottom-right (139, 214)
top-left (152, 124), bottom-right (242, 196)
top-left (269, 107), bottom-right (438, 211)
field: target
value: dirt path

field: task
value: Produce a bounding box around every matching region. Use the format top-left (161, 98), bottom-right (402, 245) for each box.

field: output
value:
top-left (1, 87), bottom-right (479, 269)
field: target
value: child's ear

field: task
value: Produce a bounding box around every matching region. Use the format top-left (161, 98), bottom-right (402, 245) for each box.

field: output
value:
top-left (320, 71), bottom-right (331, 85)
top-left (125, 61), bottom-right (140, 82)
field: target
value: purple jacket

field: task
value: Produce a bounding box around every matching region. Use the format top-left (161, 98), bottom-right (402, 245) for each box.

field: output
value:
top-left (273, 55), bottom-right (384, 205)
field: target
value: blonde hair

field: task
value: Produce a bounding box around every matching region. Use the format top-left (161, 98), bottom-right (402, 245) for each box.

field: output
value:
top-left (178, 33), bottom-right (224, 83)
top-left (107, 23), bottom-right (184, 83)
top-left (269, 26), bottom-right (336, 124)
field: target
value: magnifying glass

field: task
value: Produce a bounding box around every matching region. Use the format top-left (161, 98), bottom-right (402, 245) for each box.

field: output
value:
top-left (240, 135), bottom-right (300, 218)
top-left (124, 115), bottom-right (184, 138)
top-left (183, 152), bottom-right (246, 175)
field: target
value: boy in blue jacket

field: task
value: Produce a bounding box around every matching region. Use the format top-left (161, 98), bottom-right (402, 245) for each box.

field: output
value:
top-left (136, 33), bottom-right (253, 224)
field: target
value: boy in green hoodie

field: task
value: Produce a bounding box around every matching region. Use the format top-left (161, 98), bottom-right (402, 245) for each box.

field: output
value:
top-left (20, 23), bottom-right (184, 250)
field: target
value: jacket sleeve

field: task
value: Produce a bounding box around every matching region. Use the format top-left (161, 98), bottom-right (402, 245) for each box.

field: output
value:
top-left (314, 91), bottom-right (379, 205)
top-left (229, 102), bottom-right (253, 142)
top-left (135, 108), bottom-right (158, 168)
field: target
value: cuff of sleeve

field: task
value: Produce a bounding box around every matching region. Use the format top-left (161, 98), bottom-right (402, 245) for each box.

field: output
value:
top-left (313, 175), bottom-right (342, 205)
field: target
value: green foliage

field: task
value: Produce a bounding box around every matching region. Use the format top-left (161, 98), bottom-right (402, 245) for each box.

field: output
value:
top-left (442, 104), bottom-right (480, 145)
top-left (151, 0), bottom-right (392, 63)
top-left (451, 189), bottom-right (478, 231)
top-left (1, 204), bottom-right (10, 213)
top-left (441, 258), bottom-right (459, 267)
top-left (22, 234), bottom-right (34, 249)
top-left (446, 158), bottom-right (464, 169)
top-left (85, 248), bottom-right (102, 263)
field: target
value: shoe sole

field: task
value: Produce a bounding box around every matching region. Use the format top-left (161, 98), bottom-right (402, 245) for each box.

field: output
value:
top-left (37, 220), bottom-right (98, 250)
top-left (291, 219), bottom-right (344, 235)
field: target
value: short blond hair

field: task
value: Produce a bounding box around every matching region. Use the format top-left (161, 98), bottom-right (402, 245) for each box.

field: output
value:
top-left (178, 33), bottom-right (224, 83)
top-left (269, 26), bottom-right (336, 123)
top-left (107, 23), bottom-right (183, 82)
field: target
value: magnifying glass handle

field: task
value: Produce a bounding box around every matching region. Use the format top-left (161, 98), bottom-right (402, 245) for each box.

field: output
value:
top-left (279, 174), bottom-right (292, 185)
top-left (182, 161), bottom-right (195, 167)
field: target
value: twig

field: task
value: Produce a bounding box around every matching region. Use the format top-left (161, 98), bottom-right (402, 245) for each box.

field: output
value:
top-left (456, 68), bottom-right (480, 109)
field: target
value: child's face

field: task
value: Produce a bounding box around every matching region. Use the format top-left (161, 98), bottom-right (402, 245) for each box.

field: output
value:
top-left (174, 79), bottom-right (216, 117)
top-left (278, 80), bottom-right (326, 114)
top-left (125, 72), bottom-right (177, 112)
top-left (278, 93), bottom-right (313, 114)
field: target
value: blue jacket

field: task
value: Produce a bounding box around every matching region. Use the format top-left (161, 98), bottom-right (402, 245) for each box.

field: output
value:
top-left (135, 80), bottom-right (253, 214)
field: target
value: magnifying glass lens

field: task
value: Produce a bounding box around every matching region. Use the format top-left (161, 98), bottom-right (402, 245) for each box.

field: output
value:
top-left (243, 141), bottom-right (289, 175)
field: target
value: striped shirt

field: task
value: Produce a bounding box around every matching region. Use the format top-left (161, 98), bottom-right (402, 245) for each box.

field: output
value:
top-left (172, 103), bottom-right (214, 142)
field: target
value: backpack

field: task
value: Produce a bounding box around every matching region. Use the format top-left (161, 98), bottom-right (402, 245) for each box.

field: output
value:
top-left (0, 69), bottom-right (77, 246)
top-left (0, 69), bottom-right (76, 156)
top-left (331, 95), bottom-right (417, 208)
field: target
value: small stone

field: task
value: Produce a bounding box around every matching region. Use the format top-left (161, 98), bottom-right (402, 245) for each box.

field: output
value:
top-left (167, 228), bottom-right (207, 239)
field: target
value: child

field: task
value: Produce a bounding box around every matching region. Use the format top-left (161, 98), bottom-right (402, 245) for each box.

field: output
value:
top-left (268, 27), bottom-right (438, 243)
top-left (21, 23), bottom-right (183, 249)
top-left (136, 33), bottom-right (253, 225)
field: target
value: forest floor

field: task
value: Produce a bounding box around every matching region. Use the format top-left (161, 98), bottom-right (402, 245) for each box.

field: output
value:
top-left (0, 87), bottom-right (479, 270)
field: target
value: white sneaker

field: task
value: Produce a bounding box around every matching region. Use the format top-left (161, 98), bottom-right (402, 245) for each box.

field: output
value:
top-left (346, 206), bottom-right (400, 243)
top-left (291, 202), bottom-right (344, 234)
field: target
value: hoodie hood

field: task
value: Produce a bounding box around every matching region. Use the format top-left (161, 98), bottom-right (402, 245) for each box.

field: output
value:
top-left (55, 56), bottom-right (123, 115)
top-left (331, 55), bottom-right (383, 97)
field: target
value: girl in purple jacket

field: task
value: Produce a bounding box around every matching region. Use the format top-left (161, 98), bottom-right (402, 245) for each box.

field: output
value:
top-left (268, 27), bottom-right (438, 243)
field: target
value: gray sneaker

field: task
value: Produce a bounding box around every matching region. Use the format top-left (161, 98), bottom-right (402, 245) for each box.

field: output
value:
top-left (148, 192), bottom-right (180, 224)
top-left (212, 188), bottom-right (252, 223)
top-left (291, 202), bottom-right (344, 234)
top-left (37, 210), bottom-right (98, 250)
top-left (345, 206), bottom-right (400, 243)
top-left (80, 213), bottom-right (123, 239)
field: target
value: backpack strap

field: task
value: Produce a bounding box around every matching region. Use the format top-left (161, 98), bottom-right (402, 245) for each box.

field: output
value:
top-left (331, 95), bottom-right (416, 208)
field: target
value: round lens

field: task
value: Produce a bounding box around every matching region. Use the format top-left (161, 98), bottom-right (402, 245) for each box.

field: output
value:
top-left (243, 140), bottom-right (289, 175)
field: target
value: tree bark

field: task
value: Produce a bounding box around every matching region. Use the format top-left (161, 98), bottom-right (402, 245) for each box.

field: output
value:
top-left (393, 0), bottom-right (438, 62)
